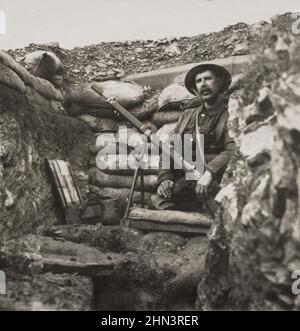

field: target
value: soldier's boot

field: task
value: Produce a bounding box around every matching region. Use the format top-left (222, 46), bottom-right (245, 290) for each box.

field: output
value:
top-left (150, 194), bottom-right (177, 210)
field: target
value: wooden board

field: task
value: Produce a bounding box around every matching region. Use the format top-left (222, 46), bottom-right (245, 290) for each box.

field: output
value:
top-left (42, 254), bottom-right (116, 276)
top-left (123, 207), bottom-right (213, 234)
top-left (46, 159), bottom-right (83, 208)
top-left (38, 236), bottom-right (124, 276)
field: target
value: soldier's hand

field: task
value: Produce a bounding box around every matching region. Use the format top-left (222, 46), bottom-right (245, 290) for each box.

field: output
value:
top-left (157, 180), bottom-right (175, 199)
top-left (195, 171), bottom-right (213, 196)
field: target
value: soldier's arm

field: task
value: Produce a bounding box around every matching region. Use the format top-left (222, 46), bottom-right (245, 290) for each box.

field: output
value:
top-left (205, 125), bottom-right (236, 176)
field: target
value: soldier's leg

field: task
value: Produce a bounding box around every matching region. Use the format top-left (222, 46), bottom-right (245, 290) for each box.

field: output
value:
top-left (151, 177), bottom-right (203, 211)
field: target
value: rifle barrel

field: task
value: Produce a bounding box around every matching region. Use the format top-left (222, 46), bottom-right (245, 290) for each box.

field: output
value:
top-left (91, 84), bottom-right (201, 179)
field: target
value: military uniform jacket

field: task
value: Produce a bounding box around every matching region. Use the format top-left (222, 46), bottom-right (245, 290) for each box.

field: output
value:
top-left (157, 97), bottom-right (236, 187)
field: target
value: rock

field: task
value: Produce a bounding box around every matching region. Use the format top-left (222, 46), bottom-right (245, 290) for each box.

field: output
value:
top-left (0, 271), bottom-right (93, 311)
top-left (116, 70), bottom-right (125, 78)
top-left (7, 20), bottom-right (257, 87)
top-left (232, 43), bottom-right (249, 56)
top-left (195, 15), bottom-right (300, 311)
top-left (182, 236), bottom-right (208, 259)
top-left (3, 189), bottom-right (16, 208)
top-left (239, 124), bottom-right (274, 163)
top-left (215, 183), bottom-right (242, 231)
top-left (164, 43), bottom-right (181, 57)
top-left (277, 104), bottom-right (300, 132)
top-left (42, 224), bottom-right (99, 244)
top-left (0, 234), bottom-right (124, 276)
top-left (137, 232), bottom-right (187, 254)
top-left (78, 115), bottom-right (120, 132)
top-left (240, 173), bottom-right (271, 228)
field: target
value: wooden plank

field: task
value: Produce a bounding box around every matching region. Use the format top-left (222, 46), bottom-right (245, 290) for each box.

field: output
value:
top-left (51, 160), bottom-right (72, 206)
top-left (47, 160), bottom-right (68, 208)
top-left (57, 160), bottom-right (81, 204)
top-left (123, 207), bottom-right (213, 235)
top-left (126, 55), bottom-right (253, 90)
top-left (42, 254), bottom-right (115, 276)
top-left (68, 163), bottom-right (83, 203)
top-left (37, 236), bottom-right (124, 276)
top-left (122, 219), bottom-right (210, 235)
top-left (127, 207), bottom-right (212, 226)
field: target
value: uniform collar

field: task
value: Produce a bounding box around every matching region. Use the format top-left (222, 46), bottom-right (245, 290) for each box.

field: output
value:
top-left (202, 97), bottom-right (227, 117)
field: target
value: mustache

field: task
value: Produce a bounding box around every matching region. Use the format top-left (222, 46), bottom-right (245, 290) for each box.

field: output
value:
top-left (199, 87), bottom-right (212, 93)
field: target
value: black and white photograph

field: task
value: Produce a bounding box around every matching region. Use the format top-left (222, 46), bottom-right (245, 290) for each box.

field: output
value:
top-left (0, 0), bottom-right (300, 314)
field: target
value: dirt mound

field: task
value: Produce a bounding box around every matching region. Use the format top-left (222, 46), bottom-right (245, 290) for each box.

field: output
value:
top-left (7, 21), bottom-right (267, 87)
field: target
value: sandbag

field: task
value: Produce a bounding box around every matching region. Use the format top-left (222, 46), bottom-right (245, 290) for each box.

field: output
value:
top-left (89, 168), bottom-right (157, 192)
top-left (158, 84), bottom-right (194, 111)
top-left (92, 127), bottom-right (146, 152)
top-left (88, 186), bottom-right (152, 210)
top-left (78, 115), bottom-right (121, 132)
top-left (116, 127), bottom-right (147, 149)
top-left (0, 50), bottom-right (62, 101)
top-left (173, 73), bottom-right (186, 86)
top-left (95, 154), bottom-right (160, 175)
top-left (90, 142), bottom-right (161, 160)
top-left (23, 51), bottom-right (63, 79)
top-left (90, 142), bottom-right (133, 156)
top-left (0, 50), bottom-right (34, 86)
top-left (0, 63), bottom-right (26, 93)
top-left (129, 91), bottom-right (160, 120)
top-left (67, 81), bottom-right (145, 109)
top-left (151, 111), bottom-right (183, 127)
top-left (32, 76), bottom-right (63, 101)
top-left (95, 131), bottom-right (118, 149)
top-left (65, 103), bottom-right (115, 118)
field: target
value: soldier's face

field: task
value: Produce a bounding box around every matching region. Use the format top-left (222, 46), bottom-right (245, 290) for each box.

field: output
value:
top-left (195, 70), bottom-right (223, 101)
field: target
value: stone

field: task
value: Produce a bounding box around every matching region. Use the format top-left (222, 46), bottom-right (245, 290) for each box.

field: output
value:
top-left (42, 224), bottom-right (99, 244)
top-left (3, 189), bottom-right (15, 208)
top-left (240, 174), bottom-right (271, 228)
top-left (137, 232), bottom-right (187, 254)
top-left (0, 234), bottom-right (124, 276)
top-left (239, 124), bottom-right (274, 162)
top-left (232, 43), bottom-right (248, 56)
top-left (0, 271), bottom-right (93, 311)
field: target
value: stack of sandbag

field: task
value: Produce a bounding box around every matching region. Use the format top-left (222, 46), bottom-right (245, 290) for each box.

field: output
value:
top-left (0, 50), bottom-right (63, 102)
top-left (150, 83), bottom-right (195, 128)
top-left (88, 125), bottom-right (161, 209)
top-left (65, 80), bottom-right (160, 132)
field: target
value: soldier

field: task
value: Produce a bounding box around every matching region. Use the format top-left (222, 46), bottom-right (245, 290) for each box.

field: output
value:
top-left (151, 63), bottom-right (236, 216)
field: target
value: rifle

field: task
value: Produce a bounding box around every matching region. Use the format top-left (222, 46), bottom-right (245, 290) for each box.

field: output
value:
top-left (91, 84), bottom-right (203, 181)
